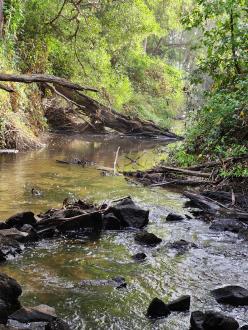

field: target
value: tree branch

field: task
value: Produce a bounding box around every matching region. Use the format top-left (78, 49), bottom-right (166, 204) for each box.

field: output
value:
top-left (0, 73), bottom-right (98, 92)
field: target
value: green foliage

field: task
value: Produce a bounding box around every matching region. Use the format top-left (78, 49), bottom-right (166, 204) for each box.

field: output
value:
top-left (0, 0), bottom-right (185, 126)
top-left (172, 0), bottom-right (248, 178)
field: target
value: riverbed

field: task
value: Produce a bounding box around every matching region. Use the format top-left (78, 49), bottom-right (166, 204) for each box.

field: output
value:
top-left (0, 134), bottom-right (247, 329)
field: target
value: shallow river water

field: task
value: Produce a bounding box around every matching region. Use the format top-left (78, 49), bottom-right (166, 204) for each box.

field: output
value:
top-left (0, 134), bottom-right (247, 329)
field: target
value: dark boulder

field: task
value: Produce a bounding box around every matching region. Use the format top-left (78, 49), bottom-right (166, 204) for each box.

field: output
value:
top-left (135, 232), bottom-right (162, 246)
top-left (109, 197), bottom-right (149, 229)
top-left (240, 326), bottom-right (248, 330)
top-left (102, 213), bottom-right (121, 230)
top-left (167, 295), bottom-right (190, 312)
top-left (5, 212), bottom-right (36, 229)
top-left (190, 310), bottom-right (239, 330)
top-left (0, 273), bottom-right (22, 304)
top-left (0, 298), bottom-right (11, 323)
top-left (211, 285), bottom-right (248, 306)
top-left (0, 236), bottom-right (22, 262)
top-left (190, 311), bottom-right (205, 329)
top-left (56, 212), bottom-right (102, 233)
top-left (209, 219), bottom-right (247, 233)
top-left (8, 305), bottom-right (57, 323)
top-left (37, 228), bottom-right (57, 240)
top-left (146, 298), bottom-right (170, 318)
top-left (0, 273), bottom-right (22, 323)
top-left (131, 252), bottom-right (147, 261)
top-left (166, 213), bottom-right (184, 222)
top-left (203, 311), bottom-right (239, 330)
top-left (0, 223), bottom-right (10, 230)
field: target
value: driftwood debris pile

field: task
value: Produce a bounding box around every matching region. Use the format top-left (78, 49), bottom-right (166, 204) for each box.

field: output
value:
top-left (0, 73), bottom-right (180, 139)
top-left (124, 154), bottom-right (248, 189)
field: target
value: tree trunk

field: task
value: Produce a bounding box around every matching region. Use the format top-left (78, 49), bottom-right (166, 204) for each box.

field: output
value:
top-left (230, 9), bottom-right (241, 75)
top-left (0, 0), bottom-right (4, 38)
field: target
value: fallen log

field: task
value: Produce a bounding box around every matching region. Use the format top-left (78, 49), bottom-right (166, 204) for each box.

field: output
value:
top-left (154, 166), bottom-right (211, 178)
top-left (53, 84), bottom-right (179, 138)
top-left (0, 73), bottom-right (98, 92)
top-left (184, 191), bottom-right (248, 220)
top-left (150, 179), bottom-right (215, 187)
top-left (0, 72), bottom-right (180, 139)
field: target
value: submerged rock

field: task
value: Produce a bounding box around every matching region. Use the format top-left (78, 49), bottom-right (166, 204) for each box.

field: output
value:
top-left (166, 213), bottom-right (184, 222)
top-left (5, 212), bottom-right (37, 229)
top-left (190, 310), bottom-right (239, 330)
top-left (0, 236), bottom-right (22, 262)
top-left (167, 239), bottom-right (197, 253)
top-left (134, 232), bottom-right (162, 246)
top-left (109, 197), bottom-right (149, 228)
top-left (131, 252), bottom-right (147, 261)
top-left (209, 219), bottom-right (247, 233)
top-left (7, 319), bottom-right (48, 329)
top-left (8, 304), bottom-right (57, 323)
top-left (80, 276), bottom-right (126, 289)
top-left (211, 285), bottom-right (248, 306)
top-left (167, 295), bottom-right (191, 312)
top-left (146, 298), bottom-right (170, 319)
top-left (45, 319), bottom-right (71, 330)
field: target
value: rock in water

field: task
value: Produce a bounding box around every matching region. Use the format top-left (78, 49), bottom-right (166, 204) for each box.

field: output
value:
top-left (102, 213), bottom-right (121, 230)
top-left (134, 232), bottom-right (162, 246)
top-left (0, 228), bottom-right (29, 242)
top-left (190, 311), bottom-right (205, 329)
top-left (8, 304), bottom-right (57, 323)
top-left (110, 197), bottom-right (149, 228)
top-left (131, 252), bottom-right (147, 261)
top-left (209, 219), bottom-right (247, 233)
top-left (0, 273), bottom-right (22, 323)
top-left (190, 310), bottom-right (239, 330)
top-left (211, 285), bottom-right (248, 306)
top-left (0, 273), bottom-right (22, 304)
top-left (146, 298), bottom-right (170, 318)
top-left (5, 212), bottom-right (37, 229)
top-left (7, 319), bottom-right (48, 329)
top-left (0, 236), bottom-right (22, 262)
top-left (167, 239), bottom-right (197, 253)
top-left (45, 319), bottom-right (71, 330)
top-left (167, 295), bottom-right (191, 312)
top-left (203, 311), bottom-right (239, 330)
top-left (166, 213), bottom-right (184, 222)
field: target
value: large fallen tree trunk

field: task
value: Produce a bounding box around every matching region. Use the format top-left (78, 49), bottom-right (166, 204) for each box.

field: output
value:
top-left (0, 73), bottom-right (180, 139)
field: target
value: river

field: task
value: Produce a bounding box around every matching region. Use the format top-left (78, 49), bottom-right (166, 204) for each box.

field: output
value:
top-left (0, 133), bottom-right (247, 329)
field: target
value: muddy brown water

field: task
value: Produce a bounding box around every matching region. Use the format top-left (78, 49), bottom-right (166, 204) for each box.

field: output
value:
top-left (0, 133), bottom-right (247, 329)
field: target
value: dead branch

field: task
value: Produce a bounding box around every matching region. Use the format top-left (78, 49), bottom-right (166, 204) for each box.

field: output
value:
top-left (0, 83), bottom-right (15, 92)
top-left (0, 73), bottom-right (98, 92)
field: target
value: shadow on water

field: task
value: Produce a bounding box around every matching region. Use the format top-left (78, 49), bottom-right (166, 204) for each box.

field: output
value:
top-left (0, 133), bottom-right (247, 329)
